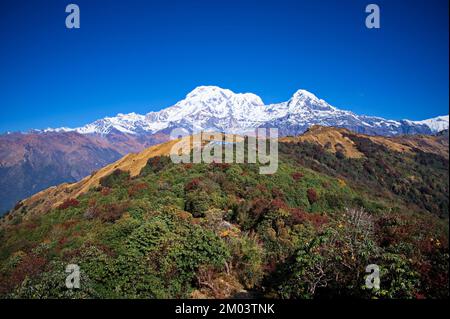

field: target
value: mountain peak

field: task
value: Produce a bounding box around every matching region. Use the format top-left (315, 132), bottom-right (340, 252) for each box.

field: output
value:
top-left (184, 86), bottom-right (264, 106)
top-left (412, 115), bottom-right (449, 133)
top-left (291, 89), bottom-right (319, 101)
top-left (185, 86), bottom-right (233, 100)
top-left (176, 85), bottom-right (264, 114)
top-left (287, 89), bottom-right (334, 111)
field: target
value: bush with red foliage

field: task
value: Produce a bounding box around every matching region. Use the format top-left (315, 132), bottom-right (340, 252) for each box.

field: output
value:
top-left (307, 188), bottom-right (319, 204)
top-left (85, 202), bottom-right (129, 223)
top-left (308, 213), bottom-right (329, 229)
top-left (271, 188), bottom-right (285, 199)
top-left (25, 222), bottom-right (38, 230)
top-left (100, 187), bottom-right (112, 196)
top-left (264, 260), bottom-right (278, 273)
top-left (128, 182), bottom-right (148, 197)
top-left (289, 208), bottom-right (308, 224)
top-left (416, 247), bottom-right (450, 298)
top-left (210, 162), bottom-right (231, 170)
top-left (270, 198), bottom-right (288, 211)
top-left (256, 183), bottom-right (268, 194)
top-left (0, 253), bottom-right (47, 294)
top-left (289, 208), bottom-right (328, 229)
top-left (58, 198), bottom-right (80, 210)
top-left (58, 236), bottom-right (69, 246)
top-left (97, 202), bottom-right (129, 223)
top-left (291, 172), bottom-right (304, 181)
top-left (185, 178), bottom-right (202, 191)
top-left (375, 215), bottom-right (412, 247)
top-left (250, 198), bottom-right (270, 219)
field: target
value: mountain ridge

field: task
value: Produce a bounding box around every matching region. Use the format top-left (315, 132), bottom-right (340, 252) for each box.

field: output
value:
top-left (40, 86), bottom-right (448, 137)
top-left (7, 126), bottom-right (448, 218)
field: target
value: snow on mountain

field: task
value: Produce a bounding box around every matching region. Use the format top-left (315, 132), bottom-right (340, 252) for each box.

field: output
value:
top-left (411, 115), bottom-right (449, 133)
top-left (44, 86), bottom-right (449, 137)
top-left (144, 86), bottom-right (268, 133)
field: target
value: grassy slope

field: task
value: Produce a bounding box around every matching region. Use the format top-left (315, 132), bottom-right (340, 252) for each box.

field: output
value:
top-left (0, 135), bottom-right (448, 299)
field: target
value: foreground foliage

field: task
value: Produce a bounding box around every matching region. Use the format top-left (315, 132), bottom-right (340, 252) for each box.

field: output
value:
top-left (0, 138), bottom-right (448, 299)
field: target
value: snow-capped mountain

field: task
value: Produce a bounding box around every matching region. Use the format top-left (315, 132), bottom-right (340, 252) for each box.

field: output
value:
top-left (411, 115), bottom-right (449, 133)
top-left (45, 86), bottom-right (449, 137)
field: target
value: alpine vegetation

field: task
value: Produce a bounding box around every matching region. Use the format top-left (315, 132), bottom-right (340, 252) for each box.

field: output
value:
top-left (169, 128), bottom-right (279, 174)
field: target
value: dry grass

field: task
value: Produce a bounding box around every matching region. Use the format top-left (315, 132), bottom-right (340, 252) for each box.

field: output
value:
top-left (280, 126), bottom-right (365, 158)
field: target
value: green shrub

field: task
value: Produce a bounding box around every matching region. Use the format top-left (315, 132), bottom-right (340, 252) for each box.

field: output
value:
top-left (99, 169), bottom-right (130, 188)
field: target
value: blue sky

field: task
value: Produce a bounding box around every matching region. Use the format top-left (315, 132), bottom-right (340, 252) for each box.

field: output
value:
top-left (0, 0), bottom-right (448, 133)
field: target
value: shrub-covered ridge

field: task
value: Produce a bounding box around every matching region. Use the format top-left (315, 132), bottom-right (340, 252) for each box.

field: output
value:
top-left (0, 136), bottom-right (448, 299)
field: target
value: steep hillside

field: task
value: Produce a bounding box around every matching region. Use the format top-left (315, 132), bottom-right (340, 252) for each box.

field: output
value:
top-left (0, 132), bottom-right (121, 214)
top-left (0, 128), bottom-right (448, 299)
top-left (0, 131), bottom-right (169, 214)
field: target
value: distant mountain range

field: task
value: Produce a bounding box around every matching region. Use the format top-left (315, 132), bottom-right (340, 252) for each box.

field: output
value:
top-left (41, 86), bottom-right (448, 136)
top-left (0, 86), bottom-right (448, 214)
top-left (0, 131), bottom-right (167, 214)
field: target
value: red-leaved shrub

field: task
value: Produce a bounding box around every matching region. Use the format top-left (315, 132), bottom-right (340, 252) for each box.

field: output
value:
top-left (128, 182), bottom-right (148, 197)
top-left (250, 198), bottom-right (270, 219)
top-left (0, 253), bottom-right (47, 294)
top-left (270, 198), bottom-right (288, 210)
top-left (58, 198), bottom-right (80, 210)
top-left (291, 172), bottom-right (304, 181)
top-left (307, 188), bottom-right (319, 204)
top-left (185, 178), bottom-right (202, 191)
top-left (290, 208), bottom-right (328, 229)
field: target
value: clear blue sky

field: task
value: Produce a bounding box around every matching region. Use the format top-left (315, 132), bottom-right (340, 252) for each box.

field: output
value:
top-left (0, 0), bottom-right (448, 133)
